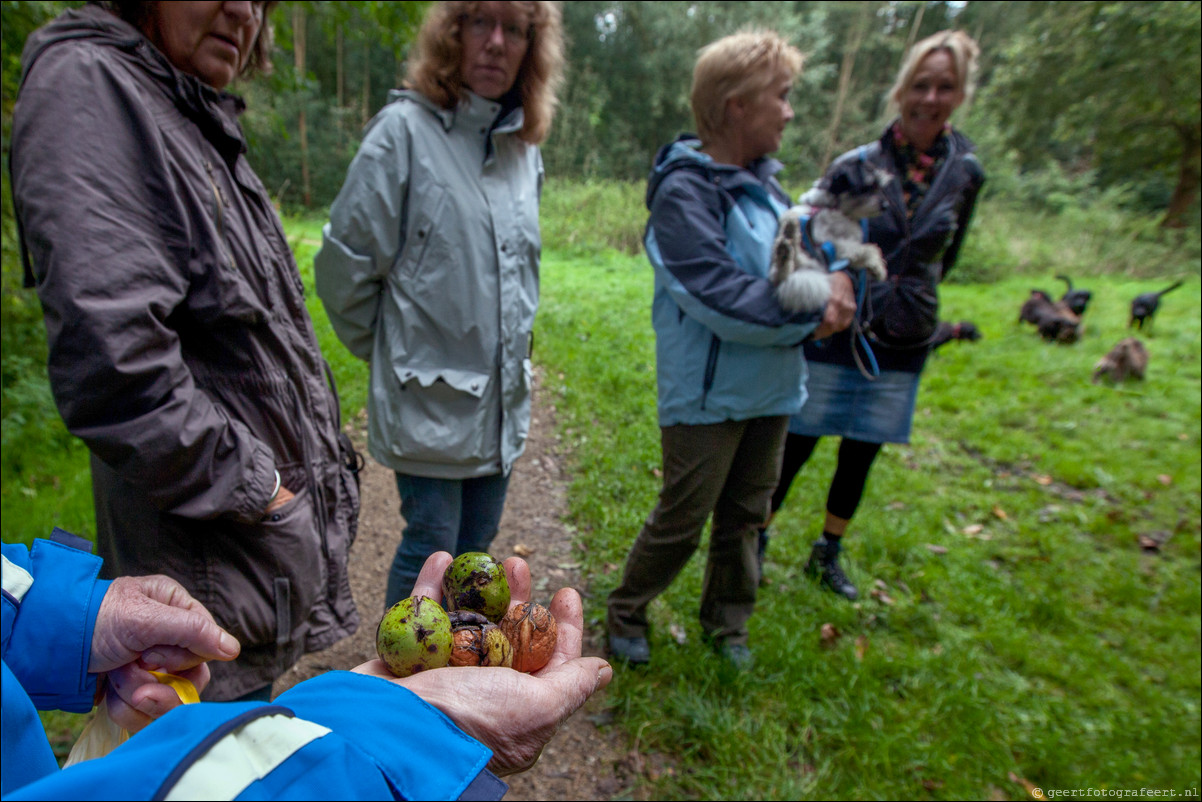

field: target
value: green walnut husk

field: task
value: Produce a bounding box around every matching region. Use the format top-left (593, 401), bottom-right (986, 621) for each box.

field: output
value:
top-left (375, 595), bottom-right (452, 677)
top-left (448, 610), bottom-right (514, 667)
top-left (441, 552), bottom-right (511, 623)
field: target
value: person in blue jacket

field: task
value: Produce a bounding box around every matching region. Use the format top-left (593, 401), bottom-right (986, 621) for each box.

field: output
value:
top-left (605, 29), bottom-right (857, 671)
top-left (3, 533), bottom-right (611, 800)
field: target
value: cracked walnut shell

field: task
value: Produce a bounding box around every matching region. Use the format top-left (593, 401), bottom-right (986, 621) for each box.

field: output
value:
top-left (448, 610), bottom-right (513, 668)
top-left (499, 602), bottom-right (557, 673)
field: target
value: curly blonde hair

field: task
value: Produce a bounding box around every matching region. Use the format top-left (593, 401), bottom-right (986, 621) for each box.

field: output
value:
top-left (887, 29), bottom-right (980, 115)
top-left (405, 1), bottom-right (565, 145)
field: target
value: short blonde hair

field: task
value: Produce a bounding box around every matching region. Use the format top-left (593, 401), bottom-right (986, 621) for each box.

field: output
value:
top-left (690, 29), bottom-right (804, 144)
top-left (405, 1), bottom-right (565, 145)
top-left (887, 29), bottom-right (980, 115)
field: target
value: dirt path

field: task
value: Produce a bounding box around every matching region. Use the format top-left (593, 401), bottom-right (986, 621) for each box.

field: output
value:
top-left (273, 368), bottom-right (640, 800)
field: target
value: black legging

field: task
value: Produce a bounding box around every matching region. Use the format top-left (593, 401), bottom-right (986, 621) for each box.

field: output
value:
top-left (770, 433), bottom-right (882, 523)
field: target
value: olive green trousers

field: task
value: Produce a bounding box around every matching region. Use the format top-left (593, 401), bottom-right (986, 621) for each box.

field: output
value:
top-left (607, 416), bottom-right (789, 646)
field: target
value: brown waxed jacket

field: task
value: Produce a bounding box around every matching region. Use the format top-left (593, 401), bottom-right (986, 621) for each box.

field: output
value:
top-left (11, 6), bottom-right (359, 699)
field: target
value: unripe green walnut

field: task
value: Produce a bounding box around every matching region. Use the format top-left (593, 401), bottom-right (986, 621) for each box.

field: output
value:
top-left (442, 552), bottom-right (510, 623)
top-left (375, 596), bottom-right (452, 678)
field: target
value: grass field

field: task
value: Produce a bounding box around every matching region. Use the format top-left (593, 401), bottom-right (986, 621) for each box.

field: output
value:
top-left (5, 190), bottom-right (1200, 797)
top-left (533, 247), bottom-right (1201, 800)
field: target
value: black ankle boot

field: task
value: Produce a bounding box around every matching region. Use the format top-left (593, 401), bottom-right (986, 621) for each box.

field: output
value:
top-left (805, 539), bottom-right (858, 600)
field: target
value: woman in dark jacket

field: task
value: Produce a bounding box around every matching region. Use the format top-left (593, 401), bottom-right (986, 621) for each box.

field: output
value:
top-left (11, 1), bottom-right (360, 701)
top-left (765, 30), bottom-right (985, 599)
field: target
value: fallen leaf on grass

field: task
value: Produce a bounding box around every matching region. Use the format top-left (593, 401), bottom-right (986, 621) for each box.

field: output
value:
top-left (870, 587), bottom-right (895, 606)
top-left (1157, 474), bottom-right (1172, 486)
top-left (926, 544), bottom-right (949, 555)
top-left (819, 623), bottom-right (841, 647)
top-left (1035, 475), bottom-right (1053, 486)
top-left (962, 524), bottom-right (984, 535)
top-left (992, 505), bottom-right (1008, 520)
top-left (668, 623), bottom-right (688, 645)
top-left (1137, 531), bottom-right (1171, 552)
top-left (854, 635), bottom-right (868, 661)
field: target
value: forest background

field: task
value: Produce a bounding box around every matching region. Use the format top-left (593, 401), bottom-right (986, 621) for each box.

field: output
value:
top-left (1, 2), bottom-right (1200, 800)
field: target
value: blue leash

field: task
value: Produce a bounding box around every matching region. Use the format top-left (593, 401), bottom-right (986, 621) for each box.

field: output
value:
top-left (849, 266), bottom-right (880, 380)
top-left (805, 215), bottom-right (881, 380)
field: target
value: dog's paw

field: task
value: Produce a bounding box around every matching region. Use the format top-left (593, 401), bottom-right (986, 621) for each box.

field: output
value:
top-left (769, 238), bottom-right (795, 285)
top-left (862, 247), bottom-right (887, 281)
top-left (776, 268), bottom-right (831, 312)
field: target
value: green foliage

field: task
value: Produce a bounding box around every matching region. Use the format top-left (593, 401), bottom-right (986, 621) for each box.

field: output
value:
top-left (538, 177), bottom-right (646, 255)
top-left (536, 243), bottom-right (1200, 800)
top-left (978, 1), bottom-right (1202, 226)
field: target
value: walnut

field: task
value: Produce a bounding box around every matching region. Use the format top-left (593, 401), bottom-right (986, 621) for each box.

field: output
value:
top-left (448, 610), bottom-right (513, 668)
top-left (499, 602), bottom-right (557, 673)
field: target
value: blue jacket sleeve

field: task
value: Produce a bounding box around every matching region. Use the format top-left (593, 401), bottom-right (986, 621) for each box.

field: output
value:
top-left (3, 537), bottom-right (109, 798)
top-left (4, 672), bottom-right (502, 801)
top-left (647, 172), bottom-right (821, 346)
top-left (2, 539), bottom-right (107, 711)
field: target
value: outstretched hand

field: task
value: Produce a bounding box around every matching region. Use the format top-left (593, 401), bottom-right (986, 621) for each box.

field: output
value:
top-left (91, 575), bottom-right (240, 732)
top-left (352, 552), bottom-right (613, 776)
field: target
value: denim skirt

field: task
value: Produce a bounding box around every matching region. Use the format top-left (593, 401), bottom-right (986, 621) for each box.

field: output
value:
top-left (788, 361), bottom-right (920, 444)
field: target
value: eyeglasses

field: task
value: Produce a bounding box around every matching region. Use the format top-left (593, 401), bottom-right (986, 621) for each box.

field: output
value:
top-left (463, 14), bottom-right (530, 48)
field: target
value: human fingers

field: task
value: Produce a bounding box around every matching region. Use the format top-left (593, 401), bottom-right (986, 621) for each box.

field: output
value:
top-left (89, 576), bottom-right (240, 674)
top-left (265, 485), bottom-right (294, 514)
top-left (535, 586), bottom-right (585, 672)
top-left (104, 664), bottom-right (184, 732)
top-left (104, 683), bottom-right (154, 733)
top-left (813, 272), bottom-right (856, 339)
top-left (501, 556), bottom-right (531, 607)
top-left (409, 551), bottom-right (454, 602)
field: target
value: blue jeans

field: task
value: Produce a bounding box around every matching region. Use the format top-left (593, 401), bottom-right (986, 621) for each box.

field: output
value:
top-left (385, 472), bottom-right (511, 608)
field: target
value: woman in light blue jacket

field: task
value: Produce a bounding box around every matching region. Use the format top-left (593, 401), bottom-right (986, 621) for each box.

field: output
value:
top-left (605, 30), bottom-right (856, 671)
top-left (316, 2), bottom-right (565, 607)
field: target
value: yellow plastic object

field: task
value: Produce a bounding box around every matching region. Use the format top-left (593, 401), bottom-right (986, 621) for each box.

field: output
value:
top-left (148, 671), bottom-right (200, 704)
top-left (63, 672), bottom-right (199, 766)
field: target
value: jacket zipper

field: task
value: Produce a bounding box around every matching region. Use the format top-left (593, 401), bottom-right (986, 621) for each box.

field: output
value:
top-left (204, 160), bottom-right (236, 270)
top-left (701, 334), bottom-right (720, 411)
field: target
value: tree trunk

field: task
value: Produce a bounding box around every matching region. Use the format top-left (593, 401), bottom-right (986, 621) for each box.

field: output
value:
top-left (336, 24), bottom-right (344, 110)
top-left (293, 4), bottom-right (311, 208)
top-left (362, 43), bottom-right (371, 129)
top-left (904, 2), bottom-right (926, 56)
top-left (820, 2), bottom-right (873, 171)
top-left (1161, 122), bottom-right (1201, 230)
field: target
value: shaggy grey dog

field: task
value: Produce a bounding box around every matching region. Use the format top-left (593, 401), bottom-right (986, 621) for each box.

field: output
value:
top-left (770, 160), bottom-right (891, 313)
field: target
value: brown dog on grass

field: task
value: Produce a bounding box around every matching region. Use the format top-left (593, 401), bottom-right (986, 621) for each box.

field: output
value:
top-left (1092, 337), bottom-right (1148, 383)
top-left (1019, 289), bottom-right (1082, 343)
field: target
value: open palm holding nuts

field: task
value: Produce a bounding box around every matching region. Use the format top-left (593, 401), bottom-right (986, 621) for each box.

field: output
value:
top-left (376, 552), bottom-right (558, 677)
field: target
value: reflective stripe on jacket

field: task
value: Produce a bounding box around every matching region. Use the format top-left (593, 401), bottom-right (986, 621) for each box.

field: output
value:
top-left (2, 540), bottom-right (502, 801)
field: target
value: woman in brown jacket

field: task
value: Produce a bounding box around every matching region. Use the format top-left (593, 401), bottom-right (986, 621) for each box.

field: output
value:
top-left (11, 1), bottom-right (360, 701)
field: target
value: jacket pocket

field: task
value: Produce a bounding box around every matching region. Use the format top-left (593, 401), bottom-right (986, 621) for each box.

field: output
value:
top-left (207, 484), bottom-right (323, 648)
top-left (396, 182), bottom-right (449, 281)
top-left (390, 364), bottom-right (496, 464)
